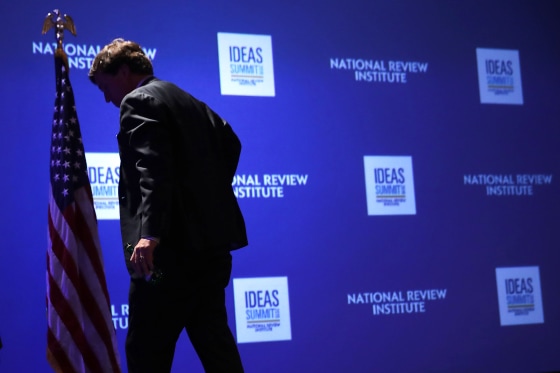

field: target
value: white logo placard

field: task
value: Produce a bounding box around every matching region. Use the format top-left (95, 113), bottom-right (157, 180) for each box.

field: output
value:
top-left (233, 277), bottom-right (291, 343)
top-left (476, 48), bottom-right (523, 105)
top-left (364, 156), bottom-right (416, 215)
top-left (495, 266), bottom-right (544, 326)
top-left (217, 32), bottom-right (275, 96)
top-left (86, 152), bottom-right (120, 220)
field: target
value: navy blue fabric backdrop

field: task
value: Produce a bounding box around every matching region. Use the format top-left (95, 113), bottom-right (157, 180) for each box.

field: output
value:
top-left (1, 1), bottom-right (559, 372)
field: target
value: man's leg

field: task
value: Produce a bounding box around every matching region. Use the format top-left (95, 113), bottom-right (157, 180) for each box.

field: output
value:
top-left (185, 252), bottom-right (244, 373)
top-left (126, 279), bottom-right (184, 373)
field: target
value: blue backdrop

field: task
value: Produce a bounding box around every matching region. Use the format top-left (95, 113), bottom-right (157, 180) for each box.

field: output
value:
top-left (1, 1), bottom-right (559, 372)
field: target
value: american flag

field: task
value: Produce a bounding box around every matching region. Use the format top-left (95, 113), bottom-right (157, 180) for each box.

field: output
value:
top-left (46, 50), bottom-right (121, 373)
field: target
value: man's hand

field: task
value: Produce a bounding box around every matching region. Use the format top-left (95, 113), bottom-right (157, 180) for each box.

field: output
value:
top-left (130, 238), bottom-right (158, 279)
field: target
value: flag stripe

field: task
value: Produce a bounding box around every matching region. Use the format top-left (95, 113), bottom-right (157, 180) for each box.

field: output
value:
top-left (48, 202), bottom-right (119, 372)
top-left (47, 230), bottom-right (83, 373)
top-left (47, 326), bottom-right (77, 373)
top-left (47, 261), bottom-right (103, 372)
top-left (61, 191), bottom-right (120, 371)
top-left (47, 238), bottom-right (105, 373)
top-left (73, 189), bottom-right (111, 303)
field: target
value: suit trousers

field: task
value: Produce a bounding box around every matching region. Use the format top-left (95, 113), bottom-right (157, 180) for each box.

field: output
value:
top-left (125, 250), bottom-right (244, 373)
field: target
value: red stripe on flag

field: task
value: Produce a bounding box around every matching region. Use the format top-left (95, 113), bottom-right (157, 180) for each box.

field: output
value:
top-left (66, 200), bottom-right (121, 372)
top-left (47, 319), bottom-right (77, 373)
top-left (72, 191), bottom-right (111, 303)
top-left (48, 207), bottom-right (120, 373)
top-left (47, 257), bottom-right (103, 372)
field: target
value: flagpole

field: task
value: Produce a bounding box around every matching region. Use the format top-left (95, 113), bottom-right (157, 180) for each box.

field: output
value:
top-left (43, 10), bottom-right (122, 373)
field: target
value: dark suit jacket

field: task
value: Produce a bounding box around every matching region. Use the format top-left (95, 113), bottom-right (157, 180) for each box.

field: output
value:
top-left (116, 77), bottom-right (247, 276)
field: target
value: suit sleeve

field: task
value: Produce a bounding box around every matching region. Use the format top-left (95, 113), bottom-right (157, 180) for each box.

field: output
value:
top-left (203, 104), bottom-right (241, 181)
top-left (119, 92), bottom-right (173, 239)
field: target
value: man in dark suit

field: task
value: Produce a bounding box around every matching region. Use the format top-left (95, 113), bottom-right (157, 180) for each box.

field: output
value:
top-left (89, 38), bottom-right (247, 373)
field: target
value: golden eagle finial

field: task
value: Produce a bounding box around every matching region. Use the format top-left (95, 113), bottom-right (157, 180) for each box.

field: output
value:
top-left (42, 9), bottom-right (77, 50)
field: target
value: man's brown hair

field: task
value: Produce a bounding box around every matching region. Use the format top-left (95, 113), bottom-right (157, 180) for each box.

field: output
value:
top-left (88, 38), bottom-right (153, 83)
